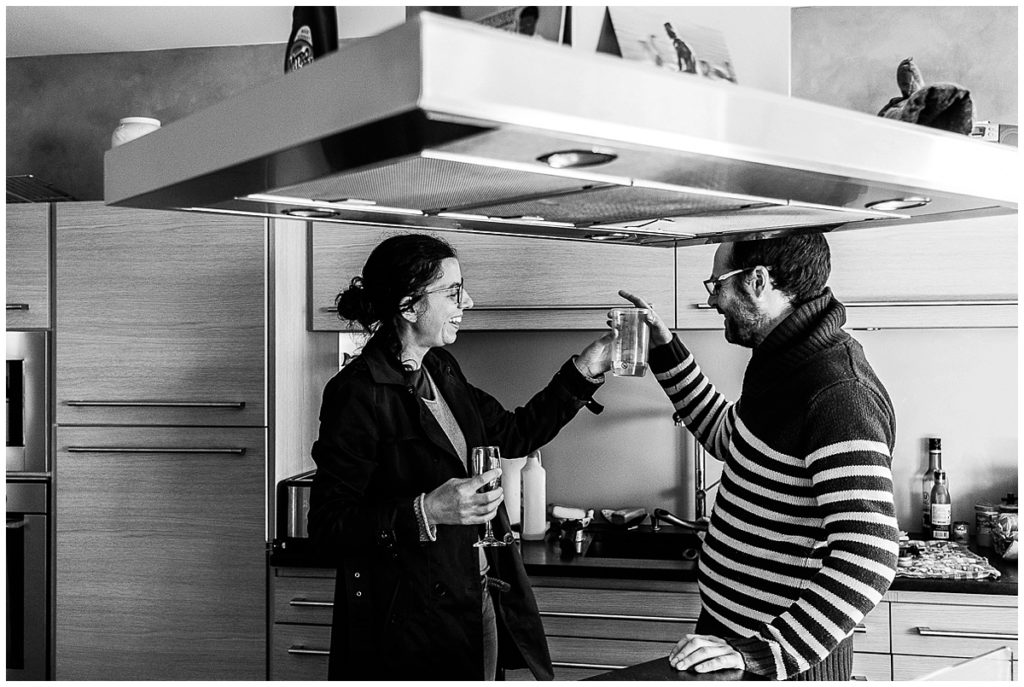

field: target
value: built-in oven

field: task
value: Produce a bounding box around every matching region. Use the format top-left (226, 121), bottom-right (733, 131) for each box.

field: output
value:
top-left (7, 331), bottom-right (49, 475)
top-left (7, 479), bottom-right (49, 680)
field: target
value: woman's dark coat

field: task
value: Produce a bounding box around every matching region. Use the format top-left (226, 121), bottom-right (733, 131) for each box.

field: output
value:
top-left (308, 337), bottom-right (600, 680)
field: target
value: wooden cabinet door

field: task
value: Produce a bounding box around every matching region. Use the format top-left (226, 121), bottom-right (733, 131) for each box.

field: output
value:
top-left (310, 224), bottom-right (675, 331)
top-left (55, 202), bottom-right (266, 425)
top-left (6, 203), bottom-right (51, 329)
top-left (676, 216), bottom-right (1017, 329)
top-left (55, 426), bottom-right (266, 680)
top-left (890, 601), bottom-right (1018, 659)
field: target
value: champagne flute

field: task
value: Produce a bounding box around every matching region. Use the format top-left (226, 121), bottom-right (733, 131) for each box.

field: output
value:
top-left (470, 446), bottom-right (507, 547)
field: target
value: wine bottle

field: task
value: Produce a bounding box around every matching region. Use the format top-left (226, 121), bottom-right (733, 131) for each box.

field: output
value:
top-left (929, 469), bottom-right (952, 541)
top-left (921, 437), bottom-right (942, 534)
top-left (284, 6), bottom-right (339, 73)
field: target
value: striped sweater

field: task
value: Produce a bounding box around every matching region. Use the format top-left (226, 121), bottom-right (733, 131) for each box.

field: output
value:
top-left (650, 290), bottom-right (899, 680)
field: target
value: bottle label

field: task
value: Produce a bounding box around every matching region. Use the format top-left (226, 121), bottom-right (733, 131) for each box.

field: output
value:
top-left (932, 529), bottom-right (950, 540)
top-left (930, 503), bottom-right (952, 526)
top-left (286, 26), bottom-right (315, 72)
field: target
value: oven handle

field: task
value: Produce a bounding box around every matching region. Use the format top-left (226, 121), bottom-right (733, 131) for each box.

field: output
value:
top-left (6, 303), bottom-right (30, 311)
top-left (65, 400), bottom-right (245, 408)
top-left (67, 447), bottom-right (247, 455)
top-left (6, 518), bottom-right (28, 529)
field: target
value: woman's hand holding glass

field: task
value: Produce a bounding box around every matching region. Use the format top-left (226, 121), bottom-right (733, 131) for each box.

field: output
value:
top-left (575, 328), bottom-right (616, 378)
top-left (422, 467), bottom-right (504, 526)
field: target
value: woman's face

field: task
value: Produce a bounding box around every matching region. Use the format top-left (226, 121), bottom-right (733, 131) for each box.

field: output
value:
top-left (403, 257), bottom-right (474, 351)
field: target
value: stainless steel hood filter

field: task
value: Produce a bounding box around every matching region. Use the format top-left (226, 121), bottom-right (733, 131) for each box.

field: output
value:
top-left (104, 14), bottom-right (1018, 247)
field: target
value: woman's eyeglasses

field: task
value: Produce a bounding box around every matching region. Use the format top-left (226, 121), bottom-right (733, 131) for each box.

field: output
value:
top-left (421, 280), bottom-right (466, 304)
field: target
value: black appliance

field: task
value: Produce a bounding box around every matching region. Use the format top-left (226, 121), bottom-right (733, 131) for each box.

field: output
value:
top-left (7, 479), bottom-right (49, 680)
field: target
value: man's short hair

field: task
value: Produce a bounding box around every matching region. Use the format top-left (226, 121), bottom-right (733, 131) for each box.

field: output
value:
top-left (730, 232), bottom-right (831, 304)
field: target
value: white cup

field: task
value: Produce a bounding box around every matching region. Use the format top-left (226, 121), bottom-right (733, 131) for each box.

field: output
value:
top-left (111, 117), bottom-right (161, 148)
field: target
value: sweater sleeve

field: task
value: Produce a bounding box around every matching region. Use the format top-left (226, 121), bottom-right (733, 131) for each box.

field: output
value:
top-left (725, 380), bottom-right (899, 679)
top-left (649, 335), bottom-right (736, 461)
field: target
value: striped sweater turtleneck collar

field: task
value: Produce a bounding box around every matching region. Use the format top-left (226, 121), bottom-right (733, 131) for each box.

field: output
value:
top-left (743, 287), bottom-right (848, 396)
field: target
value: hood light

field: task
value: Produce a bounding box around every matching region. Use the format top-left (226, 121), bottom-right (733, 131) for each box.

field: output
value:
top-left (586, 232), bottom-right (634, 241)
top-left (283, 208), bottom-right (340, 219)
top-left (538, 149), bottom-right (618, 169)
top-left (865, 196), bottom-right (931, 211)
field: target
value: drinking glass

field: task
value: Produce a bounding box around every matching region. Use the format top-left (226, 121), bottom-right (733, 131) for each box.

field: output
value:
top-left (610, 307), bottom-right (650, 377)
top-left (470, 445), bottom-right (508, 547)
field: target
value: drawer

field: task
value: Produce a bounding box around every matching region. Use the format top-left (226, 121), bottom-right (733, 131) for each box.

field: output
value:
top-left (891, 602), bottom-right (1018, 659)
top-left (271, 623), bottom-right (331, 681)
top-left (273, 575), bottom-right (336, 626)
top-left (533, 587), bottom-right (701, 621)
top-left (547, 636), bottom-right (677, 670)
top-left (851, 651), bottom-right (891, 681)
top-left (542, 614), bottom-right (695, 641)
top-left (852, 601), bottom-right (890, 654)
top-left (893, 652), bottom-right (1013, 681)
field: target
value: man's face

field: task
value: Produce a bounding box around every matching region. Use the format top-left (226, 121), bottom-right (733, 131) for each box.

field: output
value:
top-left (707, 244), bottom-right (768, 348)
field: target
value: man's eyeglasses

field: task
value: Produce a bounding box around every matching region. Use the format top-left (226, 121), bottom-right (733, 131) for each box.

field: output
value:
top-left (421, 280), bottom-right (466, 305)
top-left (703, 267), bottom-right (764, 296)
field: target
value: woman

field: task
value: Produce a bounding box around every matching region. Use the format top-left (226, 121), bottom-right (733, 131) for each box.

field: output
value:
top-left (308, 234), bottom-right (613, 680)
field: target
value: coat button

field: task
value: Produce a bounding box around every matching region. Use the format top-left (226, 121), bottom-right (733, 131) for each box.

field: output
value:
top-left (355, 591), bottom-right (362, 597)
top-left (353, 572), bottom-right (360, 578)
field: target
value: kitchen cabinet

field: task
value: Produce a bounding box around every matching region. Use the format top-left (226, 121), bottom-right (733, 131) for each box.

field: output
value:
top-left (6, 203), bottom-right (51, 329)
top-left (889, 590), bottom-right (1017, 680)
top-left (55, 426), bottom-right (266, 680)
top-left (269, 567), bottom-right (335, 681)
top-left (55, 202), bottom-right (266, 426)
top-left (309, 223), bottom-right (675, 331)
top-left (675, 216), bottom-right (1017, 330)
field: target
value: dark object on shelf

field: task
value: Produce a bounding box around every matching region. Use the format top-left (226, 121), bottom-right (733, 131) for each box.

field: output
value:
top-left (284, 6), bottom-right (339, 73)
top-left (7, 174), bottom-right (76, 203)
top-left (877, 57), bottom-right (973, 135)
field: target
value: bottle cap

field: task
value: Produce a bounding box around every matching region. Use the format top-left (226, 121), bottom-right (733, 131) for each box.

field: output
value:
top-left (928, 437), bottom-right (941, 450)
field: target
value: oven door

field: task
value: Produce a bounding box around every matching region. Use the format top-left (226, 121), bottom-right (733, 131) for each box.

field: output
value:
top-left (6, 331), bottom-right (49, 474)
top-left (6, 481), bottom-right (49, 680)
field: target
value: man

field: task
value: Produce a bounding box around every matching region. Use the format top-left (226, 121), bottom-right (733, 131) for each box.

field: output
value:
top-left (621, 232), bottom-right (898, 680)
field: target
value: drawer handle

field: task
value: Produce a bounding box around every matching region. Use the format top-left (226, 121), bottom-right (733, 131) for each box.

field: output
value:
top-left (851, 676), bottom-right (868, 681)
top-left (65, 400), bottom-right (246, 408)
top-left (6, 303), bottom-right (30, 311)
top-left (287, 645), bottom-right (330, 656)
top-left (916, 626), bottom-right (1018, 641)
top-left (695, 299), bottom-right (1017, 310)
top-left (854, 624), bottom-right (867, 634)
top-left (67, 446), bottom-right (247, 455)
top-left (289, 598), bottom-right (335, 608)
top-left (540, 611), bottom-right (699, 623)
top-left (552, 661), bottom-right (627, 670)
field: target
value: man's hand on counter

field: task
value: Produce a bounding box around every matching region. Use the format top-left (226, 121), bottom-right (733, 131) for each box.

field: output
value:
top-left (668, 633), bottom-right (746, 674)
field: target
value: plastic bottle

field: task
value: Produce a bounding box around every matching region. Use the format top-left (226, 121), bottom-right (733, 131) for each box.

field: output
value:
top-left (921, 437), bottom-right (942, 534)
top-left (499, 456), bottom-right (527, 528)
top-left (284, 6), bottom-right (339, 73)
top-left (521, 450), bottom-right (547, 541)
top-left (929, 469), bottom-right (952, 541)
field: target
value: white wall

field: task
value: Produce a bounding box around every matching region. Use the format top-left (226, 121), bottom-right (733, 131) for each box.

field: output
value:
top-left (449, 325), bottom-right (1018, 535)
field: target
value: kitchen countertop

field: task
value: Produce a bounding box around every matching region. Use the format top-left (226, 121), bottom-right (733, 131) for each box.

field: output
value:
top-left (586, 658), bottom-right (762, 681)
top-left (270, 530), bottom-right (1017, 597)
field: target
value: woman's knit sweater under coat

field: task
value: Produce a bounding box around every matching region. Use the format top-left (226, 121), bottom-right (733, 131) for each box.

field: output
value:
top-left (649, 288), bottom-right (899, 680)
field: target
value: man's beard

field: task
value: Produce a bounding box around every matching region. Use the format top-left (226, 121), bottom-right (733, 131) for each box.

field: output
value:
top-left (722, 298), bottom-right (769, 348)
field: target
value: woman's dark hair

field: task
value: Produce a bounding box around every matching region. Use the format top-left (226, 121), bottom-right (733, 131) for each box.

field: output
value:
top-left (730, 232), bottom-right (831, 305)
top-left (335, 233), bottom-right (457, 357)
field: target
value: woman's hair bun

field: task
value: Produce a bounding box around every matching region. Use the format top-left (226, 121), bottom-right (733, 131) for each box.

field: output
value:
top-left (335, 276), bottom-right (376, 327)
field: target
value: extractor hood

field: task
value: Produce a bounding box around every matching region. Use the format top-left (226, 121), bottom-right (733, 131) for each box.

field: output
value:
top-left (104, 13), bottom-right (1018, 247)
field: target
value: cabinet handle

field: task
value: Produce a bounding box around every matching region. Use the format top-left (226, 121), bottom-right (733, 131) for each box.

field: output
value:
top-left (287, 645), bottom-right (330, 656)
top-left (540, 611), bottom-right (699, 623)
top-left (695, 299), bottom-right (1017, 310)
top-left (66, 446), bottom-right (247, 455)
top-left (6, 518), bottom-right (27, 530)
top-left (552, 661), bottom-right (628, 670)
top-left (325, 304), bottom-right (618, 313)
top-left (6, 303), bottom-right (30, 311)
top-left (854, 624), bottom-right (867, 634)
top-left (851, 676), bottom-right (868, 681)
top-left (289, 598), bottom-right (334, 608)
top-left (65, 400), bottom-right (246, 408)
top-left (916, 626), bottom-right (1018, 641)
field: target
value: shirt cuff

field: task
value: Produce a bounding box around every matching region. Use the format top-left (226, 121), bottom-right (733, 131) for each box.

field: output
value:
top-left (571, 355), bottom-right (606, 384)
top-left (413, 493), bottom-right (437, 542)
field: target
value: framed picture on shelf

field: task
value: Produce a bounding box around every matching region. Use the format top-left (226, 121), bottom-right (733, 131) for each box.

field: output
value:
top-left (599, 6), bottom-right (737, 83)
top-left (407, 6), bottom-right (568, 44)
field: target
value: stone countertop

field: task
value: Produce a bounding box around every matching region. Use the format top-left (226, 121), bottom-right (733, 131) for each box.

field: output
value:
top-left (270, 531), bottom-right (1017, 597)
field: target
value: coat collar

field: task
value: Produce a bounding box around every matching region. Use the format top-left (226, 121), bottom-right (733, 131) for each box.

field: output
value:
top-left (359, 336), bottom-right (482, 471)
